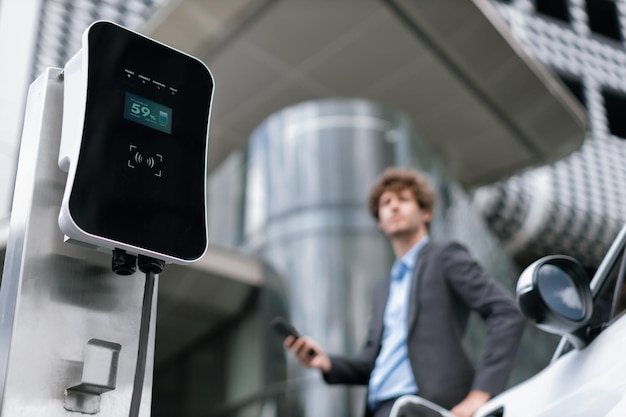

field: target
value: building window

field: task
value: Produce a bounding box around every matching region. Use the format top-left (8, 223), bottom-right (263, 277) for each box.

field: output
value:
top-left (556, 73), bottom-right (586, 109)
top-left (535, 0), bottom-right (570, 23)
top-left (603, 88), bottom-right (626, 138)
top-left (585, 0), bottom-right (622, 42)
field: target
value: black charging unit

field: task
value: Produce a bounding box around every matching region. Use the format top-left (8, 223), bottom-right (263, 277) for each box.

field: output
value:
top-left (59, 20), bottom-right (214, 265)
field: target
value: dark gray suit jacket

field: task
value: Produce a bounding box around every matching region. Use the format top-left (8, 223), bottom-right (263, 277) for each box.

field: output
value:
top-left (323, 241), bottom-right (525, 415)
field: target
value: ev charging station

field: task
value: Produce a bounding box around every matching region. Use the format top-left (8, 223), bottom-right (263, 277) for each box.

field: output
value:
top-left (0, 21), bottom-right (214, 416)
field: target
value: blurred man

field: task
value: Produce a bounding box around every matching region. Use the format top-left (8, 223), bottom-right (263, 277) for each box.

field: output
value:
top-left (284, 167), bottom-right (525, 417)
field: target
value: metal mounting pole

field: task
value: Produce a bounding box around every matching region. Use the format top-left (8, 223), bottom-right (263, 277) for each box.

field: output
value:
top-left (0, 68), bottom-right (157, 416)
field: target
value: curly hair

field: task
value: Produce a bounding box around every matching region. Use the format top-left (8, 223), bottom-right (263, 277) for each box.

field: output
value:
top-left (367, 167), bottom-right (436, 222)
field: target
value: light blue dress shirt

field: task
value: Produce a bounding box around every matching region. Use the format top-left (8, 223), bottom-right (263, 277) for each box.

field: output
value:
top-left (367, 236), bottom-right (430, 410)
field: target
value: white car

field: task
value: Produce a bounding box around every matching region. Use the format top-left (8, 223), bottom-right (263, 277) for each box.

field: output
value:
top-left (475, 224), bottom-right (626, 417)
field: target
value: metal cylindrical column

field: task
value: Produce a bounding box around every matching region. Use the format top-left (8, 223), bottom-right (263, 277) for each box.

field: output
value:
top-left (243, 99), bottom-right (414, 416)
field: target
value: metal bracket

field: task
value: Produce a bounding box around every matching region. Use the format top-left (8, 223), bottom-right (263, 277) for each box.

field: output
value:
top-left (64, 339), bottom-right (121, 414)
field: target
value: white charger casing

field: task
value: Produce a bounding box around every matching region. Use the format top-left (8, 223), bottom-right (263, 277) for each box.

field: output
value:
top-left (59, 21), bottom-right (214, 264)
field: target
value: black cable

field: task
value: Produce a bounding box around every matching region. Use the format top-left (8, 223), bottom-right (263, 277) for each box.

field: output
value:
top-left (128, 255), bottom-right (165, 417)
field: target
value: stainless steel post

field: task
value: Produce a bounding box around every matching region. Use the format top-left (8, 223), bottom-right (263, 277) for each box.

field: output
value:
top-left (0, 68), bottom-right (157, 416)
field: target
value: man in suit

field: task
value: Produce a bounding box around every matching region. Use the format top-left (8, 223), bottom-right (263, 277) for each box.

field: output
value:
top-left (284, 167), bottom-right (525, 417)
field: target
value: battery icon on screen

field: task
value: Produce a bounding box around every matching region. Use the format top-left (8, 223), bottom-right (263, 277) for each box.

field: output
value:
top-left (159, 110), bottom-right (169, 126)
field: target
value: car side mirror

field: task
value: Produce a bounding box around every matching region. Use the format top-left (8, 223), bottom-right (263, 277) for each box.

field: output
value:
top-left (516, 255), bottom-right (593, 349)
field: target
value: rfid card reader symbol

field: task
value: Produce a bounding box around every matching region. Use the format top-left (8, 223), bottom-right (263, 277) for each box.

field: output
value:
top-left (127, 144), bottom-right (163, 177)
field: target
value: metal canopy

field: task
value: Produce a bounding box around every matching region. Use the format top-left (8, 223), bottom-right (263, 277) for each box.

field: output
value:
top-left (145, 0), bottom-right (586, 188)
top-left (384, 0), bottom-right (587, 186)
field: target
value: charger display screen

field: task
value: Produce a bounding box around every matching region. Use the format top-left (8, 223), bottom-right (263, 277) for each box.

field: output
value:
top-left (123, 92), bottom-right (172, 134)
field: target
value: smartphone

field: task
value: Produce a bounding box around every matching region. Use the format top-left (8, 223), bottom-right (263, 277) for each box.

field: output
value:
top-left (270, 316), bottom-right (316, 356)
top-left (270, 316), bottom-right (301, 339)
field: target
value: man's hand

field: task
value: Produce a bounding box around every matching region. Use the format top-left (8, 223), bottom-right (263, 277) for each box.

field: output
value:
top-left (284, 335), bottom-right (331, 373)
top-left (449, 390), bottom-right (490, 417)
